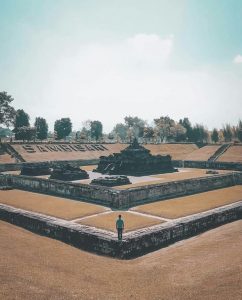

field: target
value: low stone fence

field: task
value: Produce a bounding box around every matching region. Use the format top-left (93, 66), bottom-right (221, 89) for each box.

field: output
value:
top-left (0, 201), bottom-right (241, 259)
top-left (0, 174), bottom-right (117, 206)
top-left (172, 160), bottom-right (242, 171)
top-left (117, 172), bottom-right (242, 208)
top-left (0, 172), bottom-right (242, 209)
top-left (0, 159), bottom-right (99, 172)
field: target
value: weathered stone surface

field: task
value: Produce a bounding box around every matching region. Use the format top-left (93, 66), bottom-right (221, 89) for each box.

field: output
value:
top-left (0, 201), bottom-right (241, 259)
top-left (20, 162), bottom-right (51, 176)
top-left (91, 175), bottom-right (131, 187)
top-left (94, 138), bottom-right (177, 176)
top-left (0, 172), bottom-right (242, 209)
top-left (50, 164), bottom-right (89, 181)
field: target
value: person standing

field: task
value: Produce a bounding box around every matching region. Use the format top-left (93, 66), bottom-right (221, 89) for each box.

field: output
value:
top-left (116, 214), bottom-right (124, 241)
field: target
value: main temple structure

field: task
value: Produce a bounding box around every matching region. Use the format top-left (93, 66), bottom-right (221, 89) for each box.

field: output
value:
top-left (94, 138), bottom-right (177, 176)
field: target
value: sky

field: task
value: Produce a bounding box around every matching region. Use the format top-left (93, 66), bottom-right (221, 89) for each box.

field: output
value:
top-left (0, 0), bottom-right (242, 133)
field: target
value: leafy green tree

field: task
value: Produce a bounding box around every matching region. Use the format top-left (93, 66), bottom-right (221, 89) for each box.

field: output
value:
top-left (222, 124), bottom-right (233, 142)
top-left (211, 128), bottom-right (219, 143)
top-left (190, 124), bottom-right (209, 143)
top-left (236, 120), bottom-right (242, 142)
top-left (15, 126), bottom-right (36, 141)
top-left (0, 127), bottom-right (13, 138)
top-left (153, 116), bottom-right (185, 142)
top-left (124, 116), bottom-right (146, 138)
top-left (54, 118), bottom-right (72, 140)
top-left (34, 117), bottom-right (48, 140)
top-left (112, 123), bottom-right (128, 141)
top-left (90, 120), bottom-right (103, 141)
top-left (0, 91), bottom-right (16, 127)
top-left (13, 109), bottom-right (30, 140)
top-left (179, 117), bottom-right (193, 141)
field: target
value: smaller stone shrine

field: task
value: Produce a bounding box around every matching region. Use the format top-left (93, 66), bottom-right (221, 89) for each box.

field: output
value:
top-left (94, 138), bottom-right (177, 176)
top-left (90, 175), bottom-right (131, 187)
top-left (21, 163), bottom-right (51, 176)
top-left (50, 164), bottom-right (89, 181)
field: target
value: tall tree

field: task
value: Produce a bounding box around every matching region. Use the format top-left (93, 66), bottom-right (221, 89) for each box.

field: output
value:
top-left (190, 124), bottom-right (209, 143)
top-left (15, 126), bottom-right (36, 141)
top-left (211, 128), bottom-right (219, 143)
top-left (222, 124), bottom-right (233, 142)
top-left (34, 117), bottom-right (48, 140)
top-left (112, 123), bottom-right (128, 142)
top-left (90, 120), bottom-right (103, 141)
top-left (124, 116), bottom-right (146, 139)
top-left (54, 118), bottom-right (72, 140)
top-left (237, 120), bottom-right (242, 142)
top-left (153, 116), bottom-right (185, 142)
top-left (179, 117), bottom-right (193, 141)
top-left (0, 91), bottom-right (16, 127)
top-left (13, 109), bottom-right (30, 140)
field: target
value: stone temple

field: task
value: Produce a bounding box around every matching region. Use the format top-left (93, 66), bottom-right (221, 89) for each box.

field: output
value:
top-left (94, 138), bottom-right (177, 176)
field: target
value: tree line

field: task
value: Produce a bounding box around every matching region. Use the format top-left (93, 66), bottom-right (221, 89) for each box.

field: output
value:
top-left (0, 91), bottom-right (242, 143)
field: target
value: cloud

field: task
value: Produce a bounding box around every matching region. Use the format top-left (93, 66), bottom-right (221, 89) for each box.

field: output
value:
top-left (233, 54), bottom-right (242, 64)
top-left (4, 33), bottom-right (242, 132)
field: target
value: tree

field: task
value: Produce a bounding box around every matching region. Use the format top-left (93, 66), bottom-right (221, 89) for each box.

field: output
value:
top-left (54, 118), bottom-right (72, 140)
top-left (211, 128), bottom-right (219, 143)
top-left (236, 120), bottom-right (242, 142)
top-left (0, 91), bottom-right (16, 127)
top-left (90, 120), bottom-right (103, 141)
top-left (112, 123), bottom-right (128, 142)
top-left (34, 117), bottom-right (48, 140)
top-left (124, 116), bottom-right (146, 139)
top-left (14, 109), bottom-right (30, 129)
top-left (179, 117), bottom-right (193, 141)
top-left (153, 116), bottom-right (185, 142)
top-left (13, 109), bottom-right (30, 140)
top-left (190, 124), bottom-right (209, 143)
top-left (222, 124), bottom-right (233, 142)
top-left (15, 126), bottom-right (36, 141)
top-left (143, 126), bottom-right (154, 142)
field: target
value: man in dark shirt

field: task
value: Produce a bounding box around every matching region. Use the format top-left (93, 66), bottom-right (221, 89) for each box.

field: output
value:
top-left (116, 214), bottom-right (124, 241)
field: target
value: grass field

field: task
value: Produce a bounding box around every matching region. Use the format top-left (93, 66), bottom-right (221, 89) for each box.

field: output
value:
top-left (0, 190), bottom-right (108, 220)
top-left (133, 186), bottom-right (242, 219)
top-left (1, 220), bottom-right (241, 300)
top-left (78, 211), bottom-right (163, 232)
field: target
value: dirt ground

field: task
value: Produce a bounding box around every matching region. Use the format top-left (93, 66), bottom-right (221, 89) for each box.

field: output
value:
top-left (0, 220), bottom-right (241, 300)
top-left (133, 186), bottom-right (242, 219)
top-left (0, 190), bottom-right (108, 220)
top-left (78, 211), bottom-right (163, 232)
top-left (184, 145), bottom-right (221, 161)
top-left (218, 145), bottom-right (242, 163)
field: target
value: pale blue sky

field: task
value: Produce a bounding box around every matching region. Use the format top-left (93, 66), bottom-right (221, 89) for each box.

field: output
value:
top-left (0, 0), bottom-right (242, 132)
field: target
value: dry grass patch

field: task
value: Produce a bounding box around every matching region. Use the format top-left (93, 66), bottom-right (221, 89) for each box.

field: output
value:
top-left (81, 165), bottom-right (97, 171)
top-left (185, 145), bottom-right (221, 161)
top-left (1, 220), bottom-right (242, 300)
top-left (133, 186), bottom-right (242, 219)
top-left (78, 211), bottom-right (162, 232)
top-left (0, 190), bottom-right (107, 220)
top-left (218, 145), bottom-right (242, 163)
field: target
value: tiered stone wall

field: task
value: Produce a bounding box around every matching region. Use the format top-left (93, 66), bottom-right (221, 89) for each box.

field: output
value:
top-left (0, 159), bottom-right (99, 172)
top-left (0, 172), bottom-right (242, 209)
top-left (172, 160), bottom-right (242, 171)
top-left (0, 201), bottom-right (241, 259)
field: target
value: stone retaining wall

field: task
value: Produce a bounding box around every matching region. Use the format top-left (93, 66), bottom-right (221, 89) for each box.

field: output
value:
top-left (0, 172), bottom-right (242, 209)
top-left (0, 159), bottom-right (99, 172)
top-left (172, 160), bottom-right (242, 171)
top-left (0, 202), bottom-right (241, 259)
